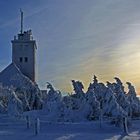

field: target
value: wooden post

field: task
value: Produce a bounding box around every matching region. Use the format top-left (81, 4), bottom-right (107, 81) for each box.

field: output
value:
top-left (99, 100), bottom-right (103, 128)
top-left (26, 115), bottom-right (30, 129)
top-left (35, 118), bottom-right (40, 135)
top-left (99, 108), bottom-right (103, 128)
top-left (123, 117), bottom-right (128, 134)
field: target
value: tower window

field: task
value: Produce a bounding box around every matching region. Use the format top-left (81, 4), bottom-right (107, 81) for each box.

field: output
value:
top-left (25, 57), bottom-right (28, 62)
top-left (19, 57), bottom-right (23, 62)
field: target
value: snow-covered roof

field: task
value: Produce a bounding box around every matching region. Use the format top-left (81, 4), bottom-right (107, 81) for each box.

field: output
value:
top-left (0, 63), bottom-right (36, 89)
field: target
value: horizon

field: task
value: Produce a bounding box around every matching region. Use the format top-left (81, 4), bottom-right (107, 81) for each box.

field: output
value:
top-left (1, 0), bottom-right (140, 94)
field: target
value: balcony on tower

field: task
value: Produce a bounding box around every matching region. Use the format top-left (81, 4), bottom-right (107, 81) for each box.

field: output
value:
top-left (14, 30), bottom-right (33, 41)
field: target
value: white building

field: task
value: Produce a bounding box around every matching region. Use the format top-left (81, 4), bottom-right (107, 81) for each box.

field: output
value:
top-left (0, 11), bottom-right (37, 87)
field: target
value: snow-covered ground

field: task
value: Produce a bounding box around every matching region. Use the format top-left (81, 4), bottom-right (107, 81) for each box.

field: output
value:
top-left (0, 115), bottom-right (140, 140)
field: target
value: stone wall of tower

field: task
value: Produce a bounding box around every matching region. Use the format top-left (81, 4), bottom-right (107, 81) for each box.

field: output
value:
top-left (11, 30), bottom-right (37, 82)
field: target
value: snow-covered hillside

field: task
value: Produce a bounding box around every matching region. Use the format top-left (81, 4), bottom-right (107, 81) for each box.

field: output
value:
top-left (0, 115), bottom-right (139, 140)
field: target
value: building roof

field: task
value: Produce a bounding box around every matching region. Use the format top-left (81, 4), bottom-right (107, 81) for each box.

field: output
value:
top-left (0, 63), bottom-right (36, 89)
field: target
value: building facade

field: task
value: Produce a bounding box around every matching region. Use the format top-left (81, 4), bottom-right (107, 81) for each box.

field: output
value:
top-left (11, 30), bottom-right (37, 82)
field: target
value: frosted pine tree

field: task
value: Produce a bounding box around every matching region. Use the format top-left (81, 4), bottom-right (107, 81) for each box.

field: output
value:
top-left (0, 85), bottom-right (10, 113)
top-left (42, 83), bottom-right (63, 122)
top-left (68, 80), bottom-right (90, 121)
top-left (88, 76), bottom-right (126, 118)
top-left (88, 75), bottom-right (98, 93)
top-left (15, 88), bottom-right (31, 111)
top-left (112, 77), bottom-right (130, 115)
top-left (32, 84), bottom-right (43, 110)
top-left (71, 80), bottom-right (85, 98)
top-left (62, 96), bottom-right (74, 122)
top-left (14, 83), bottom-right (43, 111)
top-left (86, 88), bottom-right (100, 120)
top-left (126, 82), bottom-right (140, 117)
top-left (61, 80), bottom-right (95, 122)
top-left (45, 82), bottom-right (62, 102)
top-left (104, 85), bottom-right (126, 117)
top-left (7, 90), bottom-right (23, 117)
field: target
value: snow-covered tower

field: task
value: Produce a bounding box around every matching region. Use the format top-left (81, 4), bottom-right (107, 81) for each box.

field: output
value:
top-left (11, 10), bottom-right (37, 82)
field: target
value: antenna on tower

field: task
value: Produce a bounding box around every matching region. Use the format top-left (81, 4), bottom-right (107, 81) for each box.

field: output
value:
top-left (20, 9), bottom-right (23, 34)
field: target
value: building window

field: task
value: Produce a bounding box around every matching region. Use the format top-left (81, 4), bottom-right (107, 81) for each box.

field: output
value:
top-left (25, 57), bottom-right (28, 62)
top-left (19, 57), bottom-right (23, 62)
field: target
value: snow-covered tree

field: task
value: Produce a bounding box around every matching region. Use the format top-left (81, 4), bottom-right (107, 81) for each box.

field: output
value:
top-left (88, 76), bottom-right (126, 118)
top-left (85, 89), bottom-right (100, 120)
top-left (7, 90), bottom-right (23, 117)
top-left (15, 84), bottom-right (43, 111)
top-left (103, 86), bottom-right (126, 117)
top-left (71, 80), bottom-right (85, 98)
top-left (126, 82), bottom-right (140, 117)
top-left (42, 83), bottom-right (63, 122)
top-left (0, 85), bottom-right (12, 113)
top-left (112, 77), bottom-right (130, 115)
top-left (59, 80), bottom-right (99, 122)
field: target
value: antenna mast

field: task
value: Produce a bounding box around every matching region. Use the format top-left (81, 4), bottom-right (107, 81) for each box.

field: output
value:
top-left (20, 9), bottom-right (23, 34)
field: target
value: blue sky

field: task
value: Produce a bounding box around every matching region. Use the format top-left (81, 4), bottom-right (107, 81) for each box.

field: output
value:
top-left (1, 0), bottom-right (140, 93)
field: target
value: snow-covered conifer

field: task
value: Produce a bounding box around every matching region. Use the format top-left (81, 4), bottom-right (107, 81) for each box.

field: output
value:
top-left (126, 82), bottom-right (140, 117)
top-left (7, 90), bottom-right (23, 117)
top-left (112, 77), bottom-right (130, 115)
